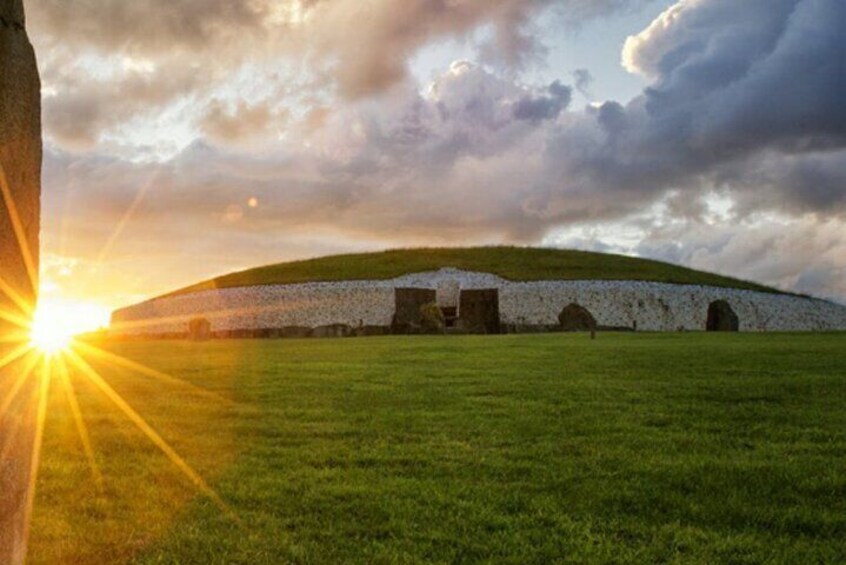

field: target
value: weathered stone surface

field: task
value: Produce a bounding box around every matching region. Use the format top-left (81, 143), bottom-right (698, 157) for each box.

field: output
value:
top-left (0, 2), bottom-right (39, 562)
top-left (0, 0), bottom-right (40, 333)
top-left (311, 324), bottom-right (353, 338)
top-left (188, 317), bottom-right (212, 340)
top-left (354, 325), bottom-right (390, 337)
top-left (280, 326), bottom-right (313, 338)
top-left (458, 289), bottom-right (500, 334)
top-left (392, 288), bottom-right (436, 331)
top-left (419, 302), bottom-right (446, 334)
top-left (111, 269), bottom-right (846, 337)
top-left (559, 303), bottom-right (597, 332)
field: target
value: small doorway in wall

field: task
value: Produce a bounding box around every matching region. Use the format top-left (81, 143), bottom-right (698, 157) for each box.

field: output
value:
top-left (706, 300), bottom-right (739, 332)
top-left (441, 307), bottom-right (458, 328)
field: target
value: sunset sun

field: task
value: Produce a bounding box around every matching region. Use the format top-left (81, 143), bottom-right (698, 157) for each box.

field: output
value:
top-left (27, 300), bottom-right (110, 355)
top-left (29, 304), bottom-right (75, 354)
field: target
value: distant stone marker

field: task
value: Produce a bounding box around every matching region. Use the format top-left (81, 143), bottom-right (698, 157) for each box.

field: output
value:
top-left (559, 303), bottom-right (598, 332)
top-left (188, 317), bottom-right (212, 341)
top-left (0, 1), bottom-right (41, 562)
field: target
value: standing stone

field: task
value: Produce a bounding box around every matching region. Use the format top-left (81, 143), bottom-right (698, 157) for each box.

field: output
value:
top-left (558, 303), bottom-right (597, 332)
top-left (0, 1), bottom-right (41, 563)
top-left (0, 0), bottom-right (41, 331)
top-left (458, 289), bottom-right (501, 334)
top-left (392, 288), bottom-right (437, 333)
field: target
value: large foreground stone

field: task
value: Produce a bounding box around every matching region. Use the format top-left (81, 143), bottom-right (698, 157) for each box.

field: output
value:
top-left (1, 1), bottom-right (40, 562)
top-left (0, 0), bottom-right (40, 330)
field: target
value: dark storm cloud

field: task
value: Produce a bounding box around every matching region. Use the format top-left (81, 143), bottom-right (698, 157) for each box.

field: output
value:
top-left (512, 81), bottom-right (571, 122)
top-left (567, 0), bottom-right (846, 214)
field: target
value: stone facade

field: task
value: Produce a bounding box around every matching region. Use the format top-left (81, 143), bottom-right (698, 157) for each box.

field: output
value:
top-left (111, 268), bottom-right (846, 336)
top-left (0, 0), bottom-right (40, 330)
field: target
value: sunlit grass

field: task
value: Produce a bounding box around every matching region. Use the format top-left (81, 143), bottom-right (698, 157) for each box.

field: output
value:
top-left (0, 303), bottom-right (237, 564)
top-left (18, 332), bottom-right (846, 563)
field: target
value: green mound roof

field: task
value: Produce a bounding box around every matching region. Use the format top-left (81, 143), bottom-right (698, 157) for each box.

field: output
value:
top-left (166, 247), bottom-right (787, 297)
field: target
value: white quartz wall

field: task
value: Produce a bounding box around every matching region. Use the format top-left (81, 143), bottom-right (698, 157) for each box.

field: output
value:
top-left (500, 280), bottom-right (846, 331)
top-left (111, 268), bottom-right (846, 335)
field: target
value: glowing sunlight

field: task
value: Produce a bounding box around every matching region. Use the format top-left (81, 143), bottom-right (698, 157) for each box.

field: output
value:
top-left (28, 299), bottom-right (109, 355)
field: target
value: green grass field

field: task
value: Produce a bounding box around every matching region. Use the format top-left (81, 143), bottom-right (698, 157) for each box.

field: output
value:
top-left (167, 247), bottom-right (786, 298)
top-left (30, 333), bottom-right (846, 563)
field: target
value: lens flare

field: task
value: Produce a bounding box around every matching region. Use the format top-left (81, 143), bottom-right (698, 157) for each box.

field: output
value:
top-left (28, 304), bottom-right (74, 355)
top-left (27, 300), bottom-right (109, 355)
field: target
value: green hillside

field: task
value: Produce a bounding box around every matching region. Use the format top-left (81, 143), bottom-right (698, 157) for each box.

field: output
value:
top-left (166, 247), bottom-right (785, 297)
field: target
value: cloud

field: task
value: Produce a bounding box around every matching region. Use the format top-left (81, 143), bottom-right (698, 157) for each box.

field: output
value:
top-left (29, 0), bottom-right (644, 103)
top-left (634, 214), bottom-right (846, 303)
top-left (571, 68), bottom-right (593, 98)
top-left (585, 0), bottom-right (846, 213)
top-left (199, 100), bottom-right (287, 146)
top-left (28, 0), bottom-right (269, 54)
top-left (31, 0), bottom-right (846, 305)
top-left (512, 81), bottom-right (572, 122)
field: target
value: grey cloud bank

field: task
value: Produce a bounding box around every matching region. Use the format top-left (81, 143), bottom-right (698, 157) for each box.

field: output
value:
top-left (30, 0), bottom-right (846, 305)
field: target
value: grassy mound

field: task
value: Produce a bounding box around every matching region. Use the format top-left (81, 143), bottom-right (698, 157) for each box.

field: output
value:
top-left (168, 247), bottom-right (785, 297)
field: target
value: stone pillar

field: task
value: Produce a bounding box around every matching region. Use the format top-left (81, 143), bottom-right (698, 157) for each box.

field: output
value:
top-left (0, 0), bottom-right (41, 330)
top-left (0, 1), bottom-right (41, 563)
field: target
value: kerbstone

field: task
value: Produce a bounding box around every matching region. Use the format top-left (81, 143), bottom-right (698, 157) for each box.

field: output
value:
top-left (111, 269), bottom-right (846, 336)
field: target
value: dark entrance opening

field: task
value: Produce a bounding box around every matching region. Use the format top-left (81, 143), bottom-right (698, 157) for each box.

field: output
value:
top-left (459, 289), bottom-right (500, 334)
top-left (441, 307), bottom-right (458, 328)
top-left (393, 288), bottom-right (437, 333)
top-left (706, 300), bottom-right (739, 332)
top-left (558, 303), bottom-right (597, 332)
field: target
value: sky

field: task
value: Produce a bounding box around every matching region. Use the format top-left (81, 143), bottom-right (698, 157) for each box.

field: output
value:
top-left (24, 0), bottom-right (846, 327)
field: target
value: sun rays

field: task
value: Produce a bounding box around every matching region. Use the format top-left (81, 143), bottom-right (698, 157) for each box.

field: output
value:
top-left (2, 137), bottom-right (234, 563)
top-left (0, 299), bottom-right (236, 561)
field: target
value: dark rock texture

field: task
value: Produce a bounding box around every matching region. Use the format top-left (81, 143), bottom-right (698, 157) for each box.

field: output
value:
top-left (392, 288), bottom-right (436, 332)
top-left (706, 300), bottom-right (739, 332)
top-left (311, 324), bottom-right (353, 338)
top-left (458, 289), bottom-right (500, 334)
top-left (0, 0), bottom-right (40, 332)
top-left (559, 303), bottom-right (598, 332)
top-left (0, 1), bottom-right (40, 561)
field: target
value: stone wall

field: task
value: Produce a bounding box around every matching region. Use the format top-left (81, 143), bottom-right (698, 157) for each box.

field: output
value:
top-left (0, 0), bottom-right (40, 332)
top-left (111, 268), bottom-right (846, 336)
